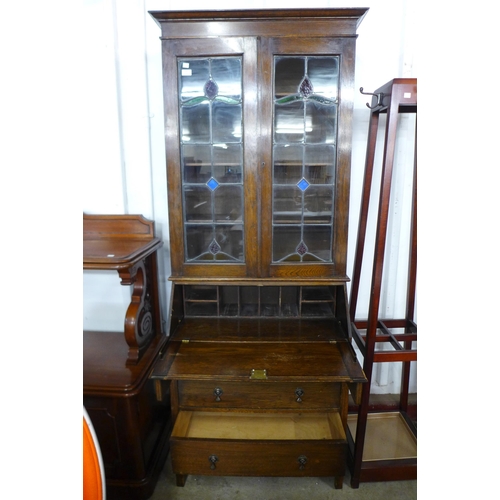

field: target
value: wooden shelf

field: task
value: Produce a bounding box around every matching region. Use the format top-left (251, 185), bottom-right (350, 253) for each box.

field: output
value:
top-left (83, 213), bottom-right (162, 271)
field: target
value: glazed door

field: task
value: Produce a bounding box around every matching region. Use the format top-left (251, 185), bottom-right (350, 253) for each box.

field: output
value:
top-left (163, 35), bottom-right (355, 280)
top-left (164, 37), bottom-right (259, 278)
top-left (259, 37), bottom-right (356, 279)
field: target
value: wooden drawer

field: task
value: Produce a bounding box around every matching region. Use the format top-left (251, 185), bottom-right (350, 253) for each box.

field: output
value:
top-left (178, 381), bottom-right (341, 410)
top-left (170, 411), bottom-right (347, 481)
top-left (179, 381), bottom-right (341, 411)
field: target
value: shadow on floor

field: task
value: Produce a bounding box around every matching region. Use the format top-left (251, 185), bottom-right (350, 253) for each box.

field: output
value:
top-left (149, 453), bottom-right (417, 500)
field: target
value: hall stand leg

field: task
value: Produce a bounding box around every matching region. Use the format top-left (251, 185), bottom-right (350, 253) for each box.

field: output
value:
top-left (349, 109), bottom-right (380, 319)
top-left (347, 79), bottom-right (417, 487)
top-left (401, 126), bottom-right (417, 419)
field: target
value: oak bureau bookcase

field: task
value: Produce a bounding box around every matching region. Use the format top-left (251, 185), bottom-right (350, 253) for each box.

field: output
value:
top-left (149, 9), bottom-right (368, 489)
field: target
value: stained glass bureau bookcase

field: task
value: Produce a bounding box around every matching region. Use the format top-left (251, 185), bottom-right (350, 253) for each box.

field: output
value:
top-left (149, 9), bottom-right (368, 489)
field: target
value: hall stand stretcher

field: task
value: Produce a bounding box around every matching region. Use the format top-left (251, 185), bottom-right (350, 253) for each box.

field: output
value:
top-left (83, 214), bottom-right (172, 500)
top-left (347, 78), bottom-right (417, 487)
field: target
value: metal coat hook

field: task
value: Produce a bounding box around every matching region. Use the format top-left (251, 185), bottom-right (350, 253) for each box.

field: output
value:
top-left (360, 87), bottom-right (389, 109)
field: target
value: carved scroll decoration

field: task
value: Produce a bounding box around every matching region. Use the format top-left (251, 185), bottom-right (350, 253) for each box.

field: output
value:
top-left (119, 257), bottom-right (155, 365)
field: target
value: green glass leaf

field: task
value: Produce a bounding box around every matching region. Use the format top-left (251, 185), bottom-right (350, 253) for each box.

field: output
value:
top-left (214, 96), bottom-right (241, 105)
top-left (183, 96), bottom-right (210, 107)
top-left (275, 94), bottom-right (303, 105)
top-left (308, 95), bottom-right (338, 105)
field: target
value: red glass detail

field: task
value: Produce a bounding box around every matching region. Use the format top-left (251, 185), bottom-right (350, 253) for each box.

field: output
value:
top-left (204, 79), bottom-right (219, 100)
top-left (299, 76), bottom-right (313, 98)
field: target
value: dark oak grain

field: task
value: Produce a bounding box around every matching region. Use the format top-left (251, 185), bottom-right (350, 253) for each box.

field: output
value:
top-left (147, 8), bottom-right (368, 490)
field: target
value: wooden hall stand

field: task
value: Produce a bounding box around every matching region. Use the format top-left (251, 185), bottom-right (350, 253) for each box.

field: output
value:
top-left (83, 214), bottom-right (172, 500)
top-left (347, 79), bottom-right (417, 487)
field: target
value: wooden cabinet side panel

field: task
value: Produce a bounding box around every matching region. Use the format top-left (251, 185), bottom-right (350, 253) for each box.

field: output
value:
top-left (83, 379), bottom-right (170, 481)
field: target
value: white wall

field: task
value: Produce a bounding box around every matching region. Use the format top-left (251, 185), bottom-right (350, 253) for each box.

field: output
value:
top-left (82, 0), bottom-right (417, 394)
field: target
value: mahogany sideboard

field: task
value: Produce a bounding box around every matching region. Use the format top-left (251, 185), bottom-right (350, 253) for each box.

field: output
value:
top-left (83, 214), bottom-right (171, 500)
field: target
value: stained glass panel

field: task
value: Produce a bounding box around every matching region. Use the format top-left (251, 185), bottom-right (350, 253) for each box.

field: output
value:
top-left (179, 57), bottom-right (244, 263)
top-left (272, 56), bottom-right (339, 263)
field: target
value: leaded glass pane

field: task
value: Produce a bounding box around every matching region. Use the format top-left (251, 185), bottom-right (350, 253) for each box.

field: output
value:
top-left (303, 225), bottom-right (332, 261)
top-left (180, 59), bottom-right (210, 102)
top-left (184, 186), bottom-right (212, 221)
top-left (185, 225), bottom-right (214, 260)
top-left (179, 56), bottom-right (244, 263)
top-left (274, 101), bottom-right (305, 143)
top-left (304, 186), bottom-right (334, 224)
top-left (214, 224), bottom-right (244, 261)
top-left (214, 185), bottom-right (243, 222)
top-left (213, 102), bottom-right (242, 143)
top-left (210, 58), bottom-right (242, 99)
top-left (273, 145), bottom-right (302, 184)
top-left (275, 58), bottom-right (305, 98)
top-left (272, 226), bottom-right (302, 262)
top-left (272, 55), bottom-right (339, 263)
top-left (181, 103), bottom-right (210, 143)
top-left (185, 224), bottom-right (244, 262)
top-left (273, 186), bottom-right (301, 224)
top-left (182, 145), bottom-right (212, 183)
top-left (304, 145), bottom-right (335, 184)
top-left (307, 57), bottom-right (339, 100)
top-left (305, 100), bottom-right (337, 144)
top-left (213, 144), bottom-right (242, 183)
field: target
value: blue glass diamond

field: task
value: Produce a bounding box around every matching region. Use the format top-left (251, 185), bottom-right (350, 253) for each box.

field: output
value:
top-left (297, 178), bottom-right (310, 191)
top-left (207, 177), bottom-right (219, 191)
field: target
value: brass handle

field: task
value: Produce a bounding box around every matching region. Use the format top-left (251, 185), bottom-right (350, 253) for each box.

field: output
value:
top-left (209, 455), bottom-right (218, 470)
top-left (213, 387), bottom-right (223, 402)
top-left (298, 455), bottom-right (308, 470)
top-left (295, 388), bottom-right (304, 403)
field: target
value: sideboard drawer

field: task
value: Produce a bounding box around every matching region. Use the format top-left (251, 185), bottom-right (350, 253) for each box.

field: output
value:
top-left (171, 411), bottom-right (347, 478)
top-left (177, 381), bottom-right (341, 410)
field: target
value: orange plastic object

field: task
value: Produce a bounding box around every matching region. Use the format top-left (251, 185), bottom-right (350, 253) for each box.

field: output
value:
top-left (83, 412), bottom-right (104, 500)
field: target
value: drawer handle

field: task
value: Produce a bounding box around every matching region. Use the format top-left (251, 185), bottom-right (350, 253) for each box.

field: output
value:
top-left (213, 387), bottom-right (223, 402)
top-left (295, 388), bottom-right (304, 403)
top-left (297, 455), bottom-right (308, 470)
top-left (209, 455), bottom-right (219, 470)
